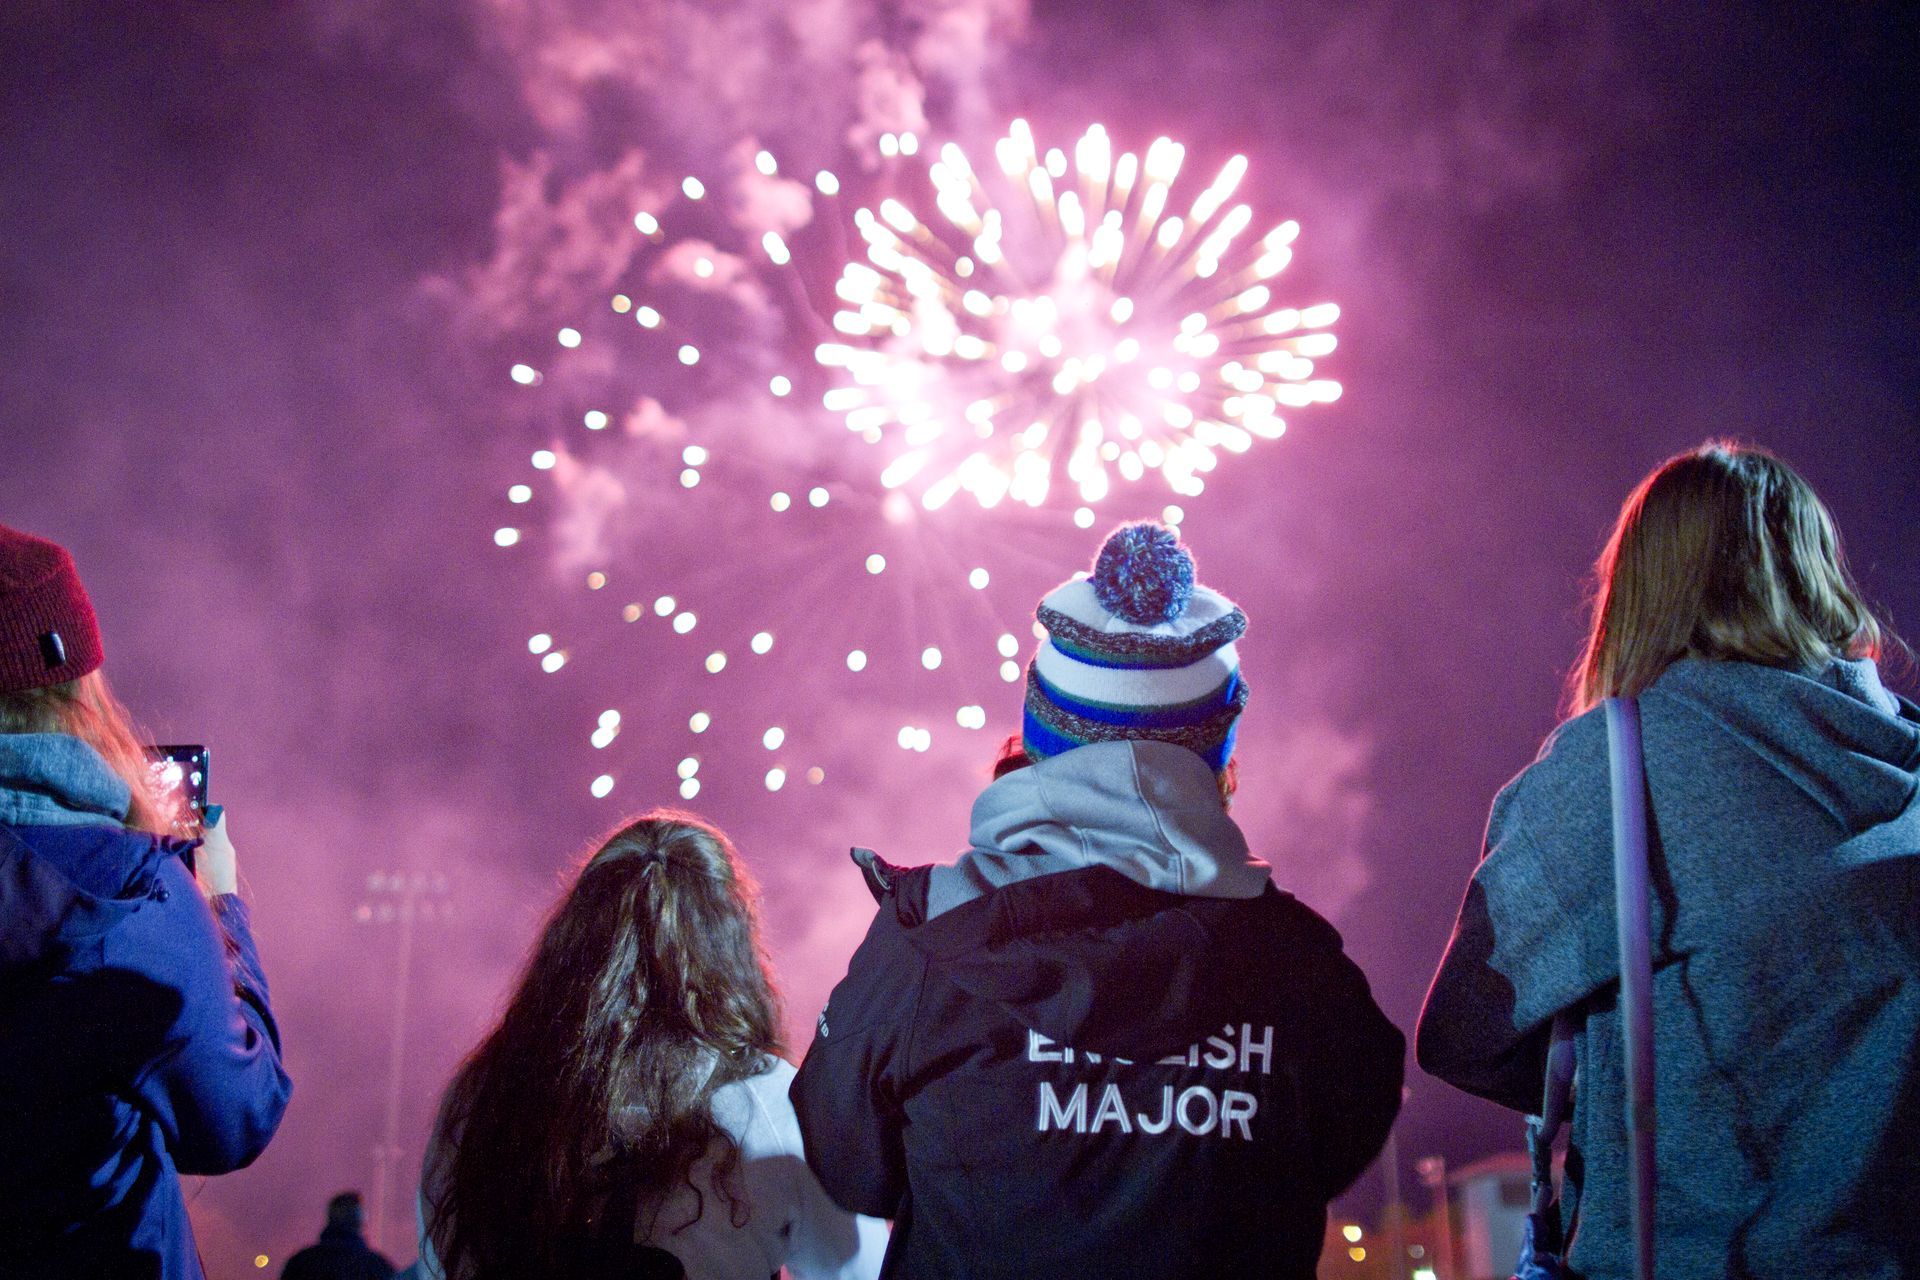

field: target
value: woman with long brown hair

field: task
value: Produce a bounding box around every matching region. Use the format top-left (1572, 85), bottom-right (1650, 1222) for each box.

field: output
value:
top-left (1418, 443), bottom-right (1920, 1277)
top-left (0, 523), bottom-right (291, 1278)
top-left (419, 811), bottom-right (884, 1280)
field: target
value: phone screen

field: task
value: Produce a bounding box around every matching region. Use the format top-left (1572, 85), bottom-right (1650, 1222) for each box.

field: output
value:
top-left (146, 744), bottom-right (210, 839)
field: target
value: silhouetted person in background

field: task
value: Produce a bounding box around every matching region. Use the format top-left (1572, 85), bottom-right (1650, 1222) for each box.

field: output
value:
top-left (282, 1192), bottom-right (397, 1280)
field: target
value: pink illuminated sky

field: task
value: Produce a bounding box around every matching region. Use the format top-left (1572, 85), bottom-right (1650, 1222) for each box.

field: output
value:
top-left (1, 2), bottom-right (1915, 1272)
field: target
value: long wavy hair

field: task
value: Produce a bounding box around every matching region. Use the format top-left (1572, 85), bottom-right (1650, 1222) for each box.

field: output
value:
top-left (1570, 441), bottom-right (1891, 713)
top-left (0, 671), bottom-right (170, 833)
top-left (427, 811), bottom-right (782, 1279)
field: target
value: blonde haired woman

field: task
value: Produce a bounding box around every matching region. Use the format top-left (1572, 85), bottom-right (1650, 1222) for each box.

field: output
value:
top-left (1419, 443), bottom-right (1919, 1277)
top-left (0, 523), bottom-right (290, 1278)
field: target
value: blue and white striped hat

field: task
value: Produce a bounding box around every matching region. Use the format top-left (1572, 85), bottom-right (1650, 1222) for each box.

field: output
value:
top-left (1022, 523), bottom-right (1247, 773)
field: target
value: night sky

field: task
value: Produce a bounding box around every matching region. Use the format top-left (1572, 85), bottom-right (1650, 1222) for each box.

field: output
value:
top-left (2, 2), bottom-right (1915, 1272)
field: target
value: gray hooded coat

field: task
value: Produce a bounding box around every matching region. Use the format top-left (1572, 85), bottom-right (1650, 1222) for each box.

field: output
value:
top-left (1418, 658), bottom-right (1920, 1279)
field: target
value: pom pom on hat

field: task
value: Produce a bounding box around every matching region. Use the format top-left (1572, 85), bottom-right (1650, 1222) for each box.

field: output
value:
top-left (1090, 523), bottom-right (1195, 625)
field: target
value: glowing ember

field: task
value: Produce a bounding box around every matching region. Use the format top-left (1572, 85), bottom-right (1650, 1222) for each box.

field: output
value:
top-left (817, 121), bottom-right (1342, 510)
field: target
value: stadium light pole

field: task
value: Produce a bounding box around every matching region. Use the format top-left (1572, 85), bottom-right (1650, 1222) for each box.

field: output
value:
top-left (1416, 1155), bottom-right (1455, 1280)
top-left (355, 870), bottom-right (452, 1259)
top-left (1382, 1086), bottom-right (1411, 1280)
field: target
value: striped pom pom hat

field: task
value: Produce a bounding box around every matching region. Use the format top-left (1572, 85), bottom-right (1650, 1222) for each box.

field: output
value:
top-left (1022, 522), bottom-right (1247, 773)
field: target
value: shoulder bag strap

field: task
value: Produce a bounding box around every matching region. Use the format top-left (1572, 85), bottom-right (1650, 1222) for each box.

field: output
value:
top-left (1602, 696), bottom-right (1656, 1280)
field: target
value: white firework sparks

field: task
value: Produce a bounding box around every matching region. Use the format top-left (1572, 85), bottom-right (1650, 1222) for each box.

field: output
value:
top-left (817, 121), bottom-right (1343, 510)
top-left (491, 148), bottom-right (1026, 807)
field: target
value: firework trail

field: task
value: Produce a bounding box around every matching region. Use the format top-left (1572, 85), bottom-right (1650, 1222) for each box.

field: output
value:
top-left (818, 121), bottom-right (1342, 512)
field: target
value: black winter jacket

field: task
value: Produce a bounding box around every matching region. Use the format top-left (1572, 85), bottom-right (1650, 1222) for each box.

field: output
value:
top-left (792, 740), bottom-right (1403, 1279)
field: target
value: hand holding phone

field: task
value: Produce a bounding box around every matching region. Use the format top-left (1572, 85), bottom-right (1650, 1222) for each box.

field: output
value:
top-left (139, 746), bottom-right (236, 896)
top-left (196, 805), bottom-right (238, 898)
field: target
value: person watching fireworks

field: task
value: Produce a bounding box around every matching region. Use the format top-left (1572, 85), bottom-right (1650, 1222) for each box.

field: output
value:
top-left (0, 522), bottom-right (292, 1278)
top-left (792, 522), bottom-right (1404, 1278)
top-left (418, 811), bottom-right (886, 1280)
top-left (1418, 442), bottom-right (1920, 1276)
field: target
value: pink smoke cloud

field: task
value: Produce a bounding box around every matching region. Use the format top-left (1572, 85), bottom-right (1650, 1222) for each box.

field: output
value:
top-left (724, 140), bottom-right (816, 241)
top-left (546, 449), bottom-right (629, 576)
top-left (427, 148), bottom-right (659, 336)
top-left (644, 240), bottom-right (775, 322)
top-left (846, 40), bottom-right (931, 161)
top-left (622, 394), bottom-right (687, 443)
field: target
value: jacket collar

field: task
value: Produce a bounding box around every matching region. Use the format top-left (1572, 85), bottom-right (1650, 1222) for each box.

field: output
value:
top-left (925, 738), bottom-right (1270, 919)
top-left (0, 733), bottom-right (132, 828)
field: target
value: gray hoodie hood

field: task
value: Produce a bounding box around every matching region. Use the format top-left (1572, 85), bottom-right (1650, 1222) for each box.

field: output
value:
top-left (1654, 657), bottom-right (1920, 863)
top-left (0, 733), bottom-right (132, 828)
top-left (926, 738), bottom-right (1271, 919)
top-left (880, 739), bottom-right (1295, 1059)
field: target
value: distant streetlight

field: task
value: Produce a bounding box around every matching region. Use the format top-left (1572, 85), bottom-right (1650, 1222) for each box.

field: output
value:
top-left (355, 870), bottom-right (453, 1259)
top-left (1415, 1154), bottom-right (1456, 1280)
top-left (1381, 1086), bottom-right (1412, 1280)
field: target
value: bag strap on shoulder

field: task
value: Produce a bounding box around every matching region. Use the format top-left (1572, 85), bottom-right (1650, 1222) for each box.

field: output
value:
top-left (1603, 696), bottom-right (1656, 1280)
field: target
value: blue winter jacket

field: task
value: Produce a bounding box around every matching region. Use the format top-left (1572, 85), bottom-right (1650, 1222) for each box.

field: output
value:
top-left (0, 733), bottom-right (293, 1278)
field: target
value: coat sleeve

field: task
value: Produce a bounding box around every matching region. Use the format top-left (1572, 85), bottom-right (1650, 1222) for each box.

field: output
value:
top-left (789, 898), bottom-right (926, 1219)
top-left (123, 855), bottom-right (292, 1174)
top-left (1416, 717), bottom-right (1619, 1112)
top-left (1271, 900), bottom-right (1406, 1198)
top-left (743, 1067), bottom-right (890, 1280)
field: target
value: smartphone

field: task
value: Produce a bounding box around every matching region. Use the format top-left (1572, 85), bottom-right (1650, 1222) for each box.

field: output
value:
top-left (145, 744), bottom-right (210, 844)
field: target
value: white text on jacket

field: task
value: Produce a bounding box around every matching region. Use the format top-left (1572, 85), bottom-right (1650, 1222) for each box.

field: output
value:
top-left (1028, 1026), bottom-right (1273, 1140)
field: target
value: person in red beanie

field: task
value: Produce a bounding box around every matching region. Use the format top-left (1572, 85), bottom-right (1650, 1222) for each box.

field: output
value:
top-left (0, 522), bottom-right (292, 1279)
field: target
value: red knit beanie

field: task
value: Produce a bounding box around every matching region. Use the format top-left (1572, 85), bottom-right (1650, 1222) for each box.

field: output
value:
top-left (0, 524), bottom-right (104, 694)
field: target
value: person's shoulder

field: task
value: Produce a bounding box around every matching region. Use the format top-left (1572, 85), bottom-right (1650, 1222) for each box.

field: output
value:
top-left (836, 881), bottom-right (928, 992)
top-left (1226, 887), bottom-right (1360, 977)
top-left (1489, 702), bottom-right (1610, 832)
top-left (6, 820), bottom-right (171, 899)
top-left (729, 1053), bottom-right (798, 1108)
top-left (790, 872), bottom-right (932, 1066)
top-left (715, 1054), bottom-right (806, 1157)
top-left (719, 1054), bottom-right (797, 1111)
top-left (1528, 702), bottom-right (1609, 777)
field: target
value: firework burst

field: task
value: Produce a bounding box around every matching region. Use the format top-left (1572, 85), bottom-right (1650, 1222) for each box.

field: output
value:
top-left (490, 146), bottom-right (1043, 808)
top-left (817, 121), bottom-right (1342, 511)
